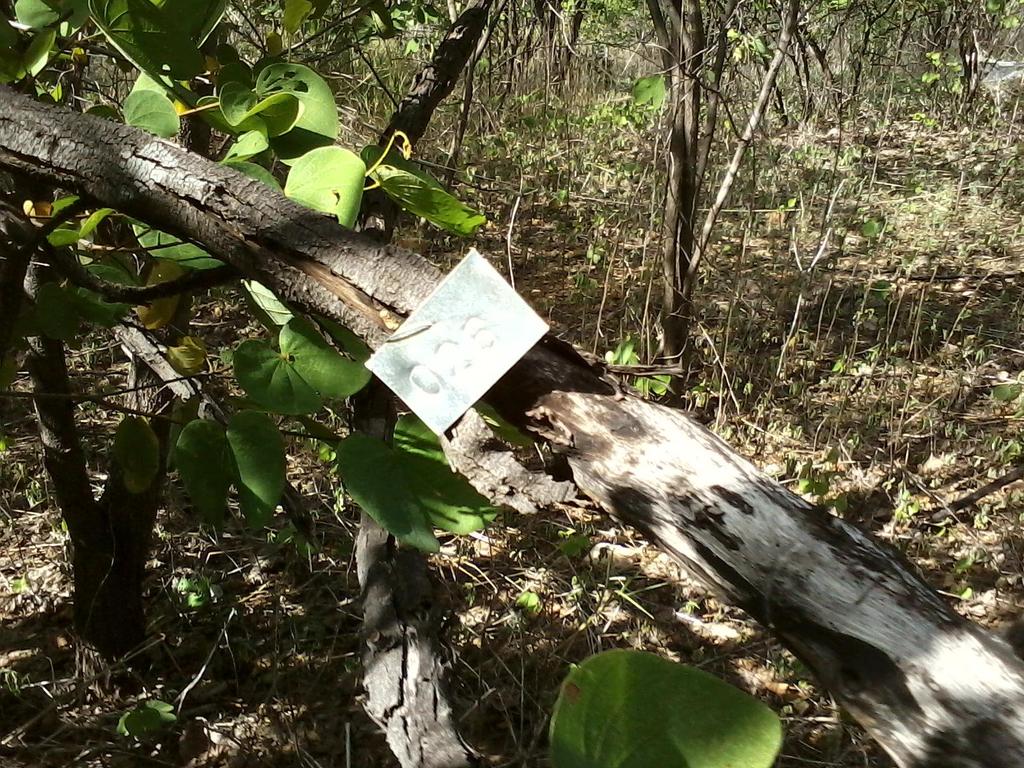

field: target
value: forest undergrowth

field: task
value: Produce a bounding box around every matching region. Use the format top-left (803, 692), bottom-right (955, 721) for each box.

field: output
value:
top-left (2, 66), bottom-right (1024, 768)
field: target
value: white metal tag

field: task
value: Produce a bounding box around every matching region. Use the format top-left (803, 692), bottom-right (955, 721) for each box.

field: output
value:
top-left (366, 249), bottom-right (548, 435)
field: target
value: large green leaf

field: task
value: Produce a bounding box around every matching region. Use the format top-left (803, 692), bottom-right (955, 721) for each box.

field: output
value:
top-left (335, 433), bottom-right (440, 552)
top-left (223, 129), bottom-right (269, 161)
top-left (122, 89), bottom-right (180, 137)
top-left (173, 419), bottom-right (233, 527)
top-left (175, 0), bottom-right (226, 46)
top-left (283, 0), bottom-right (313, 34)
top-left (226, 411), bottom-right (285, 527)
top-left (284, 146), bottom-right (365, 227)
top-left (219, 82), bottom-right (301, 136)
top-left (32, 282), bottom-right (80, 339)
top-left (550, 650), bottom-right (782, 768)
top-left (993, 382), bottom-right (1023, 402)
top-left (89, 0), bottom-right (205, 80)
top-left (256, 63), bottom-right (338, 163)
top-left (16, 0), bottom-right (89, 29)
top-left (279, 317), bottom-right (370, 398)
top-left (224, 160), bottom-right (281, 190)
top-left (370, 162), bottom-right (486, 235)
top-left (68, 286), bottom-right (129, 327)
top-left (242, 280), bottom-right (293, 328)
top-left (233, 338), bottom-right (322, 415)
top-left (113, 415), bottom-right (161, 494)
top-left (336, 415), bottom-right (498, 551)
top-left (117, 699), bottom-right (176, 738)
top-left (232, 317), bottom-right (368, 413)
top-left (132, 223), bottom-right (224, 269)
top-left (22, 28), bottom-right (55, 77)
top-left (393, 415), bottom-right (498, 533)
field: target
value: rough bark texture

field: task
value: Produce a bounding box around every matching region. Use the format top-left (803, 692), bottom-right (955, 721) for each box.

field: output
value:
top-left (4, 87), bottom-right (1024, 766)
top-left (441, 409), bottom-right (577, 514)
top-left (381, 0), bottom-right (493, 146)
top-left (353, 384), bottom-right (481, 768)
top-left (23, 272), bottom-right (166, 665)
top-left (0, 201), bottom-right (33, 361)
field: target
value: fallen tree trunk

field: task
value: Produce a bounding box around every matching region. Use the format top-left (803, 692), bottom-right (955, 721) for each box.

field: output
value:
top-left (3, 87), bottom-right (1024, 767)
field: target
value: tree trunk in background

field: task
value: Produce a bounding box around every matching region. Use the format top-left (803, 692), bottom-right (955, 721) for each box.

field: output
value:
top-left (647, 0), bottom-right (703, 368)
top-left (7, 89), bottom-right (1024, 765)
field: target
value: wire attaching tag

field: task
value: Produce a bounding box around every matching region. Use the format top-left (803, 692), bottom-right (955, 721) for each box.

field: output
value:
top-left (366, 249), bottom-right (548, 435)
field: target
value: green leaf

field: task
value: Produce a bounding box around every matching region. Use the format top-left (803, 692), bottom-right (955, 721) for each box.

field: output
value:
top-left (0, 18), bottom-right (18, 49)
top-left (256, 63), bottom-right (339, 163)
top-left (861, 218), bottom-right (884, 238)
top-left (116, 699), bottom-right (176, 738)
top-left (550, 650), bottom-right (782, 768)
top-left (173, 419), bottom-right (232, 527)
top-left (233, 338), bottom-right (323, 415)
top-left (283, 0), bottom-right (313, 34)
top-left (22, 28), bottom-right (55, 77)
top-left (132, 223), bottom-right (224, 270)
top-left (242, 280), bottom-right (293, 328)
top-left (122, 89), bottom-right (180, 137)
top-left (224, 129), bottom-right (269, 161)
top-left (279, 317), bottom-right (370, 399)
top-left (113, 415), bottom-right (160, 494)
top-left (224, 160), bottom-right (281, 190)
top-left (317, 316), bottom-right (370, 363)
top-left (994, 382), bottom-right (1023, 402)
top-left (226, 411), bottom-right (285, 527)
top-left (392, 415), bottom-right (499, 534)
top-left (632, 74), bottom-right (666, 109)
top-left (232, 318), bottom-right (368, 413)
top-left (335, 433), bottom-right (441, 552)
top-left (32, 282), bottom-right (80, 339)
top-left (78, 207), bottom-right (114, 239)
top-left (284, 146), bottom-right (366, 227)
top-left (370, 163), bottom-right (486, 235)
top-left (475, 403), bottom-right (533, 448)
top-left (167, 334), bottom-right (206, 375)
top-left (47, 227), bottom-right (83, 247)
top-left (68, 286), bottom-right (129, 327)
top-left (219, 82), bottom-right (301, 136)
top-left (16, 0), bottom-right (88, 29)
top-left (516, 590), bottom-right (541, 615)
top-left (88, 0), bottom-right (205, 80)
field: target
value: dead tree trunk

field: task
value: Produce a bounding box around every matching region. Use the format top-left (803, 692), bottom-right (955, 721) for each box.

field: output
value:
top-left (4, 87), bottom-right (1024, 766)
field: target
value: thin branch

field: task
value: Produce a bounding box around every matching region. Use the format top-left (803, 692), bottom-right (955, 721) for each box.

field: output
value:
top-left (47, 246), bottom-right (239, 303)
top-left (950, 465), bottom-right (1024, 513)
top-left (684, 0), bottom-right (801, 301)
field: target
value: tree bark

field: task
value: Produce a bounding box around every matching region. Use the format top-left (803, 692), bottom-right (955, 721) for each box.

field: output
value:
top-left (23, 266), bottom-right (165, 666)
top-left (4, 87), bottom-right (1024, 766)
top-left (0, 201), bottom-right (33, 361)
top-left (353, 383), bottom-right (481, 768)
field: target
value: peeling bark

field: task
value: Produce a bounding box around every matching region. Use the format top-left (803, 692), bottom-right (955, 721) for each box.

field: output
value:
top-left (441, 409), bottom-right (577, 514)
top-left (4, 87), bottom-right (1024, 766)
